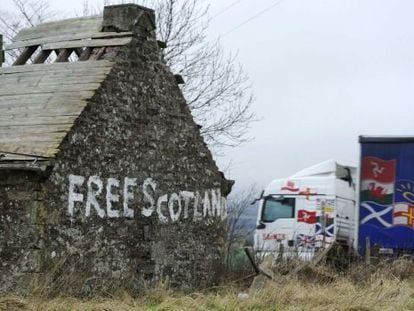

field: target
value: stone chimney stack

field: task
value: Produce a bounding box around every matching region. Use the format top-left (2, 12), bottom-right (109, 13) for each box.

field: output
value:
top-left (102, 4), bottom-right (156, 36)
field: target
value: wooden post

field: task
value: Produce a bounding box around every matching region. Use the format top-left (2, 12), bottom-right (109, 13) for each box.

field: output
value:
top-left (0, 34), bottom-right (4, 65)
top-left (244, 247), bottom-right (260, 275)
top-left (372, 243), bottom-right (380, 265)
top-left (244, 247), bottom-right (274, 280)
top-left (321, 200), bottom-right (326, 247)
top-left (365, 237), bottom-right (371, 266)
top-left (277, 242), bottom-right (284, 262)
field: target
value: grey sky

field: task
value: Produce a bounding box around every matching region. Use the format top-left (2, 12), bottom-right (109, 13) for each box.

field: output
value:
top-left (3, 0), bottom-right (414, 193)
top-left (210, 0), bottom-right (414, 191)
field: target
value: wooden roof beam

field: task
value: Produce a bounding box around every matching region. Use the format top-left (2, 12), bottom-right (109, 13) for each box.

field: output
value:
top-left (79, 47), bottom-right (92, 61)
top-left (74, 48), bottom-right (84, 57)
top-left (33, 49), bottom-right (52, 64)
top-left (55, 48), bottom-right (73, 63)
top-left (13, 46), bottom-right (38, 66)
top-left (89, 47), bottom-right (105, 61)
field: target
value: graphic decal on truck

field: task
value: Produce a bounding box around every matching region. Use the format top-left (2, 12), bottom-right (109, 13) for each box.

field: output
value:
top-left (297, 209), bottom-right (317, 224)
top-left (296, 234), bottom-right (315, 248)
top-left (360, 202), bottom-right (392, 228)
top-left (263, 233), bottom-right (286, 241)
top-left (360, 157), bottom-right (395, 204)
top-left (360, 156), bottom-right (396, 230)
top-left (281, 180), bottom-right (299, 192)
top-left (392, 180), bottom-right (414, 228)
top-left (359, 142), bottom-right (414, 252)
top-left (315, 217), bottom-right (334, 236)
top-left (360, 157), bottom-right (396, 232)
top-left (395, 180), bottom-right (414, 204)
top-left (298, 187), bottom-right (316, 200)
top-left (393, 203), bottom-right (414, 228)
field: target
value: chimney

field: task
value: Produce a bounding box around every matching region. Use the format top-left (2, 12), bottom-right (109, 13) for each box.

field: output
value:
top-left (102, 4), bottom-right (156, 34)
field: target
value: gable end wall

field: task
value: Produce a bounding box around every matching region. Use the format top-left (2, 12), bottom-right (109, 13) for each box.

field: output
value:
top-left (38, 23), bottom-right (229, 295)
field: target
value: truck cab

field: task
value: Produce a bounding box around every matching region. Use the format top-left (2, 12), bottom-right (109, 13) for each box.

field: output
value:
top-left (254, 159), bottom-right (356, 259)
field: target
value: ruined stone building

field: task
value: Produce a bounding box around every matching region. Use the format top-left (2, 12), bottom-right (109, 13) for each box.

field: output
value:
top-left (0, 4), bottom-right (233, 295)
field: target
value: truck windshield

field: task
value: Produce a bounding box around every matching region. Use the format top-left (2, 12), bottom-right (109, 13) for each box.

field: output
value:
top-left (262, 197), bottom-right (295, 222)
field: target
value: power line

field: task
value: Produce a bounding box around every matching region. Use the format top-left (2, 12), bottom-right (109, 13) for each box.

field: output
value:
top-left (209, 0), bottom-right (243, 21)
top-left (219, 0), bottom-right (285, 38)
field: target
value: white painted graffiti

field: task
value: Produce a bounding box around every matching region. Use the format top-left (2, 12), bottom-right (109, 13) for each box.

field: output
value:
top-left (68, 174), bottom-right (227, 223)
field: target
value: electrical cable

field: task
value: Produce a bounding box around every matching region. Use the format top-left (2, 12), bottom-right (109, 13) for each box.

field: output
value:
top-left (209, 0), bottom-right (244, 21)
top-left (219, 0), bottom-right (285, 38)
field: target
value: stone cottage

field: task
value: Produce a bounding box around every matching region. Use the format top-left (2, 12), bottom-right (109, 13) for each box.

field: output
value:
top-left (0, 4), bottom-right (233, 295)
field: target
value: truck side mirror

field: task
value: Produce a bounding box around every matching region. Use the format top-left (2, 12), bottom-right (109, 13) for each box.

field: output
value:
top-left (251, 190), bottom-right (265, 205)
top-left (256, 221), bottom-right (266, 229)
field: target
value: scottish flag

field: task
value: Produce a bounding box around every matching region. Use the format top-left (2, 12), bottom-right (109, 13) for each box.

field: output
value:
top-left (315, 221), bottom-right (334, 237)
top-left (360, 202), bottom-right (393, 228)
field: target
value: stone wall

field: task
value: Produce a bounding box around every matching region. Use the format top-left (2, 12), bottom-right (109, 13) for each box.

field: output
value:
top-left (0, 4), bottom-right (232, 296)
top-left (0, 170), bottom-right (44, 293)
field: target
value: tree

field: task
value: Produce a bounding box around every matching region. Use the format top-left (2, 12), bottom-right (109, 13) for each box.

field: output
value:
top-left (0, 0), bottom-right (52, 62)
top-left (0, 0), bottom-right (256, 150)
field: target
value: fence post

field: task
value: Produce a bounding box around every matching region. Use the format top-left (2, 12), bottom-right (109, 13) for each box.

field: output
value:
top-left (365, 237), bottom-right (371, 266)
top-left (277, 242), bottom-right (284, 262)
top-left (321, 200), bottom-right (326, 247)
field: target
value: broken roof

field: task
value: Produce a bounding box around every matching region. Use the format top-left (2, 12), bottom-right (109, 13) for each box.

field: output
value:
top-left (0, 60), bottom-right (113, 158)
top-left (6, 15), bottom-right (133, 51)
top-left (0, 7), bottom-right (149, 160)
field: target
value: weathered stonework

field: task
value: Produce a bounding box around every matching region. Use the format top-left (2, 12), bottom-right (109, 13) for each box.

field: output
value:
top-left (0, 170), bottom-right (45, 293)
top-left (0, 4), bottom-right (232, 296)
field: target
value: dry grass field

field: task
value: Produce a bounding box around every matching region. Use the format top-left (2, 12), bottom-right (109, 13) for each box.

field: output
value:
top-left (2, 259), bottom-right (414, 310)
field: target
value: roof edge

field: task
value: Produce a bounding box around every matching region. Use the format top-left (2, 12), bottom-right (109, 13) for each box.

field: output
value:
top-left (359, 136), bottom-right (414, 143)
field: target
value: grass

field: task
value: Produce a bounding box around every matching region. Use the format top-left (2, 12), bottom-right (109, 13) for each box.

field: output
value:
top-left (2, 260), bottom-right (414, 310)
top-left (2, 278), bottom-right (414, 310)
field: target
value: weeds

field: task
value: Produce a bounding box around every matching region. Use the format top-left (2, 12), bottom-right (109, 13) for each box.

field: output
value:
top-left (2, 259), bottom-right (414, 310)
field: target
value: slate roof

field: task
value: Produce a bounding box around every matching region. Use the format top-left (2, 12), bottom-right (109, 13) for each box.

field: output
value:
top-left (0, 15), bottom-right (133, 159)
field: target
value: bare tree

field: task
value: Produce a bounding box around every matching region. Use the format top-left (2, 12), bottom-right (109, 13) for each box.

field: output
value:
top-left (0, 0), bottom-right (257, 150)
top-left (0, 0), bottom-right (53, 63)
top-left (153, 0), bottom-right (256, 149)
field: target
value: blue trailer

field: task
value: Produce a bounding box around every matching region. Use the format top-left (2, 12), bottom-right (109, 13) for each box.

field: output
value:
top-left (358, 136), bottom-right (414, 255)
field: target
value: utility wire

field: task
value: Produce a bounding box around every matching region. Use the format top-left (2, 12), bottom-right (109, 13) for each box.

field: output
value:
top-left (219, 0), bottom-right (285, 38)
top-left (209, 0), bottom-right (243, 21)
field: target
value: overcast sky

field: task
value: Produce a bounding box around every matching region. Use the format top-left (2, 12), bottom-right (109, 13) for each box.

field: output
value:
top-left (3, 0), bottom-right (414, 192)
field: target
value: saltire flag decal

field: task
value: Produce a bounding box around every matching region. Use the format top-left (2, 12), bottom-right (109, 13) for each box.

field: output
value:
top-left (360, 202), bottom-right (392, 228)
top-left (315, 222), bottom-right (334, 237)
top-left (315, 219), bottom-right (335, 248)
top-left (297, 209), bottom-right (316, 224)
top-left (360, 157), bottom-right (396, 205)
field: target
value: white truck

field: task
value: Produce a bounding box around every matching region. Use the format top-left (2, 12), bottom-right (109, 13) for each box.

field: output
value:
top-left (254, 137), bottom-right (414, 260)
top-left (253, 159), bottom-right (357, 258)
